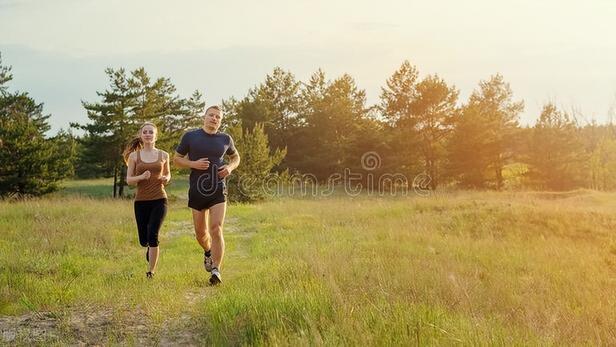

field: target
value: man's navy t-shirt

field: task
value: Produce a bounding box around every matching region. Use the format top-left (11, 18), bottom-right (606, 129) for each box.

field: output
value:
top-left (175, 128), bottom-right (237, 190)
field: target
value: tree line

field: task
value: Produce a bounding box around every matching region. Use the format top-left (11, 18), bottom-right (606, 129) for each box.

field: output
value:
top-left (2, 52), bottom-right (616, 200)
top-left (222, 61), bottom-right (616, 193)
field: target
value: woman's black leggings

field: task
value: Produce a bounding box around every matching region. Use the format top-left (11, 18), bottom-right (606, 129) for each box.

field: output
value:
top-left (134, 198), bottom-right (168, 247)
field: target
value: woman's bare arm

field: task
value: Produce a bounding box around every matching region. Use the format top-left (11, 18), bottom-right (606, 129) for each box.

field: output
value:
top-left (126, 152), bottom-right (148, 185)
top-left (159, 151), bottom-right (171, 185)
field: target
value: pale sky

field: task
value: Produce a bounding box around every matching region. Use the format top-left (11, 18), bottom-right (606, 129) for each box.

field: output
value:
top-left (1, 0), bottom-right (615, 134)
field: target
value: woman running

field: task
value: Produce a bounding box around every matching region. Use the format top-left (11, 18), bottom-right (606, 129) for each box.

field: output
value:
top-left (124, 122), bottom-right (171, 279)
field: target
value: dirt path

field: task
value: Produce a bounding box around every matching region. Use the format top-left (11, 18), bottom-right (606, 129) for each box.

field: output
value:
top-left (1, 217), bottom-right (246, 345)
top-left (0, 307), bottom-right (203, 345)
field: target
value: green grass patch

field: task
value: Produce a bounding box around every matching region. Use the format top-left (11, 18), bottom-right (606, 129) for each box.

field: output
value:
top-left (1, 184), bottom-right (615, 344)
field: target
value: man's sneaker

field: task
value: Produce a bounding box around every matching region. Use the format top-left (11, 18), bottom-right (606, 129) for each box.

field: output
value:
top-left (209, 268), bottom-right (222, 285)
top-left (204, 251), bottom-right (213, 272)
top-left (146, 271), bottom-right (154, 279)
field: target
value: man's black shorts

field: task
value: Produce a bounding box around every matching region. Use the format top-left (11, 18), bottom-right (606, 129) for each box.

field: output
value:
top-left (188, 184), bottom-right (227, 211)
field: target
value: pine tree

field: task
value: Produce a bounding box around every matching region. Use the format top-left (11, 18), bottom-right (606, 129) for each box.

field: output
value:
top-left (0, 54), bottom-right (75, 197)
top-left (448, 74), bottom-right (523, 189)
top-left (380, 60), bottom-right (419, 126)
top-left (0, 53), bottom-right (11, 93)
top-left (299, 71), bottom-right (370, 180)
top-left (73, 67), bottom-right (198, 197)
top-left (223, 67), bottom-right (301, 169)
top-left (379, 60), bottom-right (423, 180)
top-left (256, 67), bottom-right (302, 151)
top-left (409, 74), bottom-right (458, 189)
top-left (589, 137), bottom-right (616, 190)
top-left (525, 103), bottom-right (586, 190)
top-left (446, 105), bottom-right (493, 188)
top-left (226, 123), bottom-right (286, 202)
top-left (74, 68), bottom-right (137, 197)
top-left (129, 68), bottom-right (188, 153)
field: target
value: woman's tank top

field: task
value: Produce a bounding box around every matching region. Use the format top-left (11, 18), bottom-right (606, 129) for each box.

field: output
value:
top-left (134, 150), bottom-right (167, 201)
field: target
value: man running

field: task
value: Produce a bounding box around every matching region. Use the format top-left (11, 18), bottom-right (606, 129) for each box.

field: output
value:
top-left (173, 105), bottom-right (240, 285)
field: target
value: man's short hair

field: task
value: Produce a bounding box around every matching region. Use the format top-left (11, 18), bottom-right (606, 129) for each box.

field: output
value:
top-left (205, 105), bottom-right (221, 115)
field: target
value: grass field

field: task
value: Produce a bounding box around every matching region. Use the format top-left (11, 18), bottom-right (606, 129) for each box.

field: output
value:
top-left (1, 179), bottom-right (615, 345)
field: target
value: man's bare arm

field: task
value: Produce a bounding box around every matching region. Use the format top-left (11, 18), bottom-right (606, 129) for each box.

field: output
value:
top-left (227, 152), bottom-right (240, 171)
top-left (217, 152), bottom-right (240, 178)
top-left (173, 152), bottom-right (210, 170)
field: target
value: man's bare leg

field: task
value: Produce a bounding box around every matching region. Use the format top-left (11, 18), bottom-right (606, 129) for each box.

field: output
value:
top-left (192, 208), bottom-right (211, 251)
top-left (208, 202), bottom-right (227, 270)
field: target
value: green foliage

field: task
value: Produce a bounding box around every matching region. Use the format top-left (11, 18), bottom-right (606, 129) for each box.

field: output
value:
top-left (379, 61), bottom-right (423, 179)
top-left (524, 103), bottom-right (586, 190)
top-left (225, 68), bottom-right (376, 181)
top-left (6, 51), bottom-right (616, 195)
top-left (379, 60), bottom-right (419, 126)
top-left (412, 75), bottom-right (459, 189)
top-left (299, 72), bottom-right (372, 179)
top-left (72, 67), bottom-right (204, 197)
top-left (380, 62), bottom-right (459, 189)
top-left (0, 53), bottom-right (11, 93)
top-left (226, 123), bottom-right (286, 202)
top-left (446, 105), bottom-right (494, 188)
top-left (0, 55), bottom-right (75, 197)
top-left (223, 67), bottom-right (301, 171)
top-left (447, 74), bottom-right (524, 189)
top-left (588, 133), bottom-right (616, 190)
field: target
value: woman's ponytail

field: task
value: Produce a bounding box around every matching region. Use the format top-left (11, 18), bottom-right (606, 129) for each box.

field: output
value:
top-left (123, 136), bottom-right (143, 164)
